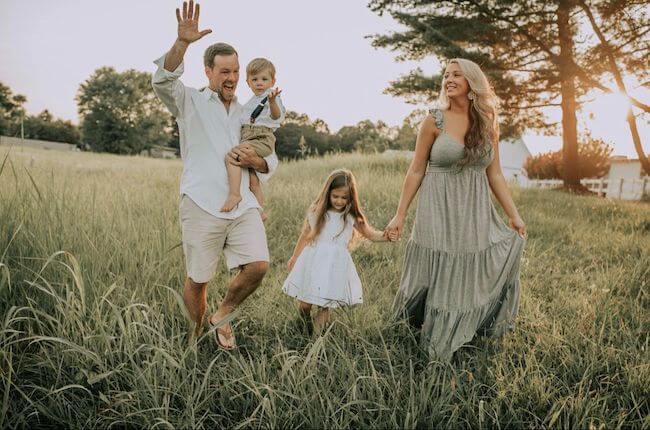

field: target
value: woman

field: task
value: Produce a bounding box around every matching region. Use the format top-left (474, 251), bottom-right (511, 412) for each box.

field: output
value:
top-left (385, 59), bottom-right (526, 361)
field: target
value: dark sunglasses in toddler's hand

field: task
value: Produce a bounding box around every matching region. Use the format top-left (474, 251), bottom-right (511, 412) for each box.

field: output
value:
top-left (249, 96), bottom-right (268, 124)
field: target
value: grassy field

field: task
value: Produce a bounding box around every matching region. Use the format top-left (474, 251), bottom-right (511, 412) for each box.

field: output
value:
top-left (0, 146), bottom-right (648, 428)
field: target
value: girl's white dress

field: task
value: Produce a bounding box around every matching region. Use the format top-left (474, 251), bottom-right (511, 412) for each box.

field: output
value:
top-left (283, 210), bottom-right (363, 307)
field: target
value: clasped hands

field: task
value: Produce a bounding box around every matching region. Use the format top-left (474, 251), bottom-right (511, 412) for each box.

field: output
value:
top-left (383, 214), bottom-right (403, 242)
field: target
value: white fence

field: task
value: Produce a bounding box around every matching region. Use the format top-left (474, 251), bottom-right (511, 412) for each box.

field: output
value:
top-left (524, 177), bottom-right (649, 200)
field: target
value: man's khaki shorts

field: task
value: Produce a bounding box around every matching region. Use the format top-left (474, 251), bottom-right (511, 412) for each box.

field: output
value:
top-left (179, 195), bottom-right (269, 283)
top-left (241, 124), bottom-right (275, 158)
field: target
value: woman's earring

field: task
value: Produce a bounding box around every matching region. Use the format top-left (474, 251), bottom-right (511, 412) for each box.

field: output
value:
top-left (467, 91), bottom-right (476, 101)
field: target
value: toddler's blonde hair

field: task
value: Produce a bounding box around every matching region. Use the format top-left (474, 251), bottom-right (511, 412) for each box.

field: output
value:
top-left (246, 58), bottom-right (276, 79)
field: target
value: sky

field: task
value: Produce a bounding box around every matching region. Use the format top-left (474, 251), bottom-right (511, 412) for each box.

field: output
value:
top-left (0, 0), bottom-right (647, 157)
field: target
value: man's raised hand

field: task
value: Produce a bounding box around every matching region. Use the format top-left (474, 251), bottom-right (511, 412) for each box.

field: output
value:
top-left (176, 1), bottom-right (212, 45)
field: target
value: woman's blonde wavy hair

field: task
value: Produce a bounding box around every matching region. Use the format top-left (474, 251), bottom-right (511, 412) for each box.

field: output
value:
top-left (436, 58), bottom-right (499, 168)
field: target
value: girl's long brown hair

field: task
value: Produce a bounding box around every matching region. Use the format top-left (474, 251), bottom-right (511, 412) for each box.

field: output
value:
top-left (307, 169), bottom-right (367, 242)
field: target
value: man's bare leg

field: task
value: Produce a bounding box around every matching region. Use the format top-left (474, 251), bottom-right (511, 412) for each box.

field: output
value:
top-left (183, 277), bottom-right (208, 338)
top-left (221, 157), bottom-right (243, 212)
top-left (249, 170), bottom-right (267, 221)
top-left (208, 261), bottom-right (269, 348)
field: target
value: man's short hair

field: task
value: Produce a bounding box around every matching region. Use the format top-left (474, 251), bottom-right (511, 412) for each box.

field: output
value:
top-left (246, 58), bottom-right (276, 79)
top-left (204, 43), bottom-right (238, 68)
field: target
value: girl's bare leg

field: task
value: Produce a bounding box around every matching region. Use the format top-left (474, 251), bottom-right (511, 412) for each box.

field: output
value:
top-left (298, 300), bottom-right (313, 335)
top-left (314, 307), bottom-right (331, 334)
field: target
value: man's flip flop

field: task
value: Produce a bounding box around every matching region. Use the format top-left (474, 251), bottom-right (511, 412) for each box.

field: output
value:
top-left (208, 314), bottom-right (238, 351)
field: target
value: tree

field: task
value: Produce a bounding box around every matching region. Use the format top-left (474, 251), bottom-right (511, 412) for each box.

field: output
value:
top-left (76, 67), bottom-right (172, 154)
top-left (369, 0), bottom-right (649, 188)
top-left (0, 82), bottom-right (27, 136)
top-left (275, 123), bottom-right (309, 159)
top-left (0, 83), bottom-right (80, 144)
top-left (168, 116), bottom-right (180, 154)
top-left (275, 111), bottom-right (336, 159)
top-left (575, 0), bottom-right (649, 175)
top-left (335, 120), bottom-right (393, 153)
top-left (392, 109), bottom-right (426, 150)
top-left (298, 135), bottom-right (308, 157)
top-left (21, 110), bottom-right (80, 144)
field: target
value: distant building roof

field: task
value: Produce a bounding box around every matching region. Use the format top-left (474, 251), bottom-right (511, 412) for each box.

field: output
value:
top-left (610, 156), bottom-right (640, 163)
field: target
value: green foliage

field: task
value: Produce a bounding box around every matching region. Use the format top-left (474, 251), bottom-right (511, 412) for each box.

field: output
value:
top-left (0, 82), bottom-right (27, 136)
top-left (525, 135), bottom-right (613, 179)
top-left (21, 110), bottom-right (81, 145)
top-left (524, 151), bottom-right (562, 180)
top-left (275, 121), bottom-right (331, 160)
top-left (1, 83), bottom-right (81, 144)
top-left (1, 147), bottom-right (648, 428)
top-left (335, 120), bottom-right (393, 153)
top-left (276, 112), bottom-right (409, 159)
top-left (167, 117), bottom-right (180, 153)
top-left (392, 109), bottom-right (424, 150)
top-left (76, 67), bottom-right (173, 154)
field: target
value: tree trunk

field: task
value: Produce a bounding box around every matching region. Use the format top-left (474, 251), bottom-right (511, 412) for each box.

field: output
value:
top-left (577, 0), bottom-right (650, 176)
top-left (626, 110), bottom-right (650, 175)
top-left (557, 0), bottom-right (581, 188)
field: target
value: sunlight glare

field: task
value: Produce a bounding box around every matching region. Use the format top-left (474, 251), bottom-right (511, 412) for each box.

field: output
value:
top-left (586, 91), bottom-right (632, 122)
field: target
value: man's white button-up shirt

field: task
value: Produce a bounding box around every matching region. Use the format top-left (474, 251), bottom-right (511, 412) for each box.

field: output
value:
top-left (152, 54), bottom-right (279, 220)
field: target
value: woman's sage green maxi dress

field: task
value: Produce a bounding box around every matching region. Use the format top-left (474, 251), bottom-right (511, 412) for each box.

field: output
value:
top-left (392, 108), bottom-right (525, 361)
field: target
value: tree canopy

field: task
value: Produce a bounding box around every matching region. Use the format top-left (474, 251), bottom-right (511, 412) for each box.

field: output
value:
top-left (369, 0), bottom-right (649, 182)
top-left (76, 67), bottom-right (173, 154)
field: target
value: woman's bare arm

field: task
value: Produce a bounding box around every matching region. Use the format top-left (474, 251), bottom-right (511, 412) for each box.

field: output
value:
top-left (486, 143), bottom-right (526, 237)
top-left (385, 115), bottom-right (438, 238)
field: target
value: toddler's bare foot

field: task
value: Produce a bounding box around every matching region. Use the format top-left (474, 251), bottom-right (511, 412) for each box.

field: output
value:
top-left (221, 195), bottom-right (242, 212)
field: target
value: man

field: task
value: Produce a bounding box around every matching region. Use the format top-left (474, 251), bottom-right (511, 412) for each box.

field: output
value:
top-left (152, 0), bottom-right (278, 350)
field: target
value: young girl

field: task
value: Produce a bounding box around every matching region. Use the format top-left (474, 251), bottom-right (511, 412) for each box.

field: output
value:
top-left (282, 169), bottom-right (391, 333)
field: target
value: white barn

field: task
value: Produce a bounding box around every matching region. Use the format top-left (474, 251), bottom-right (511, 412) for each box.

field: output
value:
top-left (606, 157), bottom-right (648, 200)
top-left (498, 137), bottom-right (532, 184)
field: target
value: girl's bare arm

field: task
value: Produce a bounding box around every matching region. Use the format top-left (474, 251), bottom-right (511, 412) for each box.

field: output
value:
top-left (354, 220), bottom-right (390, 242)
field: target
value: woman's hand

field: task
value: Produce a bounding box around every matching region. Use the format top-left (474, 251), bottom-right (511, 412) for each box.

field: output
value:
top-left (287, 256), bottom-right (297, 271)
top-left (385, 214), bottom-right (405, 241)
top-left (509, 216), bottom-right (527, 238)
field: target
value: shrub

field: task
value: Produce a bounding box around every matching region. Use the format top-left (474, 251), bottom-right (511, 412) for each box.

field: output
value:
top-left (524, 135), bottom-right (612, 179)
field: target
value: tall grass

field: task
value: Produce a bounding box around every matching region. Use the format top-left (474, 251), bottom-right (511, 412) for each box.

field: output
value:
top-left (1, 147), bottom-right (648, 428)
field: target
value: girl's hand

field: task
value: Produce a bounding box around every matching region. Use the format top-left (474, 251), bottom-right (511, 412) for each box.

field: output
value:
top-left (509, 216), bottom-right (527, 238)
top-left (268, 87), bottom-right (282, 102)
top-left (287, 256), bottom-right (297, 271)
top-left (385, 215), bottom-right (405, 241)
